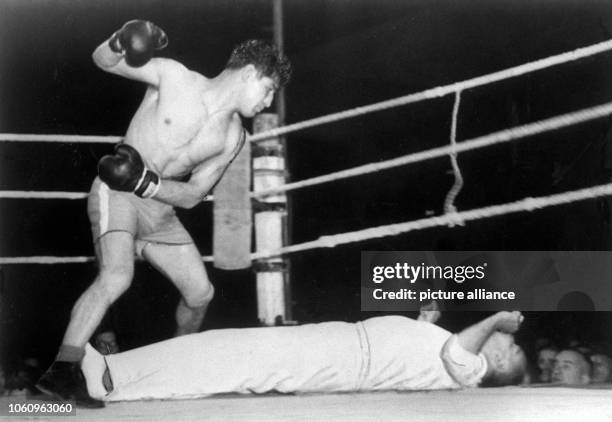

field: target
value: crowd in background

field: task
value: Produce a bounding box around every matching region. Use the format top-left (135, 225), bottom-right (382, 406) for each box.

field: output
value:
top-left (534, 339), bottom-right (612, 385)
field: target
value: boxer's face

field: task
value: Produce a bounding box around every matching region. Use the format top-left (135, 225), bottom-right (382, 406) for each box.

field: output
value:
top-left (240, 66), bottom-right (277, 117)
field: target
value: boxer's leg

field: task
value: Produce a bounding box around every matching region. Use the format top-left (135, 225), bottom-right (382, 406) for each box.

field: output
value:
top-left (142, 242), bottom-right (214, 336)
top-left (63, 232), bottom-right (135, 348)
top-left (37, 180), bottom-right (137, 408)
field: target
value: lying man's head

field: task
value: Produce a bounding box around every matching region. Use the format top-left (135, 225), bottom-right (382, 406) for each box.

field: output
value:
top-left (480, 332), bottom-right (528, 387)
top-left (441, 311), bottom-right (527, 387)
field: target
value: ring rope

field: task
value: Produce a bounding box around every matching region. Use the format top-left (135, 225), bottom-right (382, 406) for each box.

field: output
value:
top-left (252, 182), bottom-right (612, 260)
top-left (0, 190), bottom-right (213, 201)
top-left (251, 99), bottom-right (612, 198)
top-left (0, 256), bottom-right (95, 264)
top-left (4, 182), bottom-right (612, 265)
top-left (0, 134), bottom-right (121, 143)
top-left (0, 191), bottom-right (89, 199)
top-left (2, 38), bottom-right (612, 147)
top-left (4, 100), bottom-right (612, 202)
top-left (248, 38), bottom-right (612, 143)
top-left (443, 90), bottom-right (464, 225)
top-left (0, 255), bottom-right (215, 265)
top-left (6, 99), bottom-right (606, 201)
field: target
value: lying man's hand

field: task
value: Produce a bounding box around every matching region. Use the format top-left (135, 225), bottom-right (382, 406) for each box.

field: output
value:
top-left (494, 311), bottom-right (524, 334)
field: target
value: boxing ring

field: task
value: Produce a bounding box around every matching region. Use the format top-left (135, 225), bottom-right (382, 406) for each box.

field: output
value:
top-left (4, 39), bottom-right (612, 261)
top-left (3, 38), bottom-right (612, 419)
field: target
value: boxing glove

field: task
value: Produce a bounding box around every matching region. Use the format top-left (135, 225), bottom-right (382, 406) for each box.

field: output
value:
top-left (98, 144), bottom-right (161, 198)
top-left (109, 20), bottom-right (168, 67)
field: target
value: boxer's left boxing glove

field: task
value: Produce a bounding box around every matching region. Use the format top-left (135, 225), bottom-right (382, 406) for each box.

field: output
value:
top-left (98, 144), bottom-right (161, 198)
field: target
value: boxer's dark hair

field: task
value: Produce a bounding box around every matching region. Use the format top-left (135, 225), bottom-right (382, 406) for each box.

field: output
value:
top-left (226, 39), bottom-right (292, 88)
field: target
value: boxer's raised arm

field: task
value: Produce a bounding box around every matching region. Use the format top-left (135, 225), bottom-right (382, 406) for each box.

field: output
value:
top-left (92, 20), bottom-right (179, 87)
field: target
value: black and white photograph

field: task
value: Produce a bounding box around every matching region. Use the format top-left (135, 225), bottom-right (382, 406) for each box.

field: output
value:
top-left (2, 0), bottom-right (612, 420)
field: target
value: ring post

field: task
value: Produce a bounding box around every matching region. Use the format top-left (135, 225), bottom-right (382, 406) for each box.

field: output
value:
top-left (253, 113), bottom-right (290, 325)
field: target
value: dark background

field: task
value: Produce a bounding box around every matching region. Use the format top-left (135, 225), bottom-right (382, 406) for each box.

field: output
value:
top-left (2, 0), bottom-right (612, 371)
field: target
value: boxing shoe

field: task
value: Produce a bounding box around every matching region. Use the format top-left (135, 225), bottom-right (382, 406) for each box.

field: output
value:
top-left (36, 361), bottom-right (105, 408)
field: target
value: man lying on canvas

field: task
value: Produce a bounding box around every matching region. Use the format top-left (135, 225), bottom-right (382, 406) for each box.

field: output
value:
top-left (81, 311), bottom-right (527, 401)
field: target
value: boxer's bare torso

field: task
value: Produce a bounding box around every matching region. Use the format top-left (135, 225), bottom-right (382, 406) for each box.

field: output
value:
top-left (125, 61), bottom-right (244, 183)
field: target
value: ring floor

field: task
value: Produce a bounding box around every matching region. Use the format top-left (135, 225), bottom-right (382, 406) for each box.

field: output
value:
top-left (1, 387), bottom-right (611, 421)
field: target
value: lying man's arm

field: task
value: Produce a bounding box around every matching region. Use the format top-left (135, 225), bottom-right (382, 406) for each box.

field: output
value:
top-left (441, 311), bottom-right (523, 386)
top-left (455, 311), bottom-right (523, 354)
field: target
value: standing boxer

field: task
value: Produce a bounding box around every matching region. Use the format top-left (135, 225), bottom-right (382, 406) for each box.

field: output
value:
top-left (37, 20), bottom-right (291, 407)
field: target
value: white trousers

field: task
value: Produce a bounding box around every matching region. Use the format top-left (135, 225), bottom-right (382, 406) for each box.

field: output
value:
top-left (83, 321), bottom-right (368, 401)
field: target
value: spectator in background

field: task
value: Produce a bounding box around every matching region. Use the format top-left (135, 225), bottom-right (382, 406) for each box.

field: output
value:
top-left (590, 353), bottom-right (612, 384)
top-left (551, 349), bottom-right (591, 386)
top-left (536, 345), bottom-right (558, 383)
top-left (4, 357), bottom-right (42, 396)
top-left (94, 331), bottom-right (120, 356)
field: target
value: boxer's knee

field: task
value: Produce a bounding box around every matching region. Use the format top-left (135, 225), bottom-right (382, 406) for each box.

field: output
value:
top-left (183, 282), bottom-right (214, 309)
top-left (94, 265), bottom-right (134, 306)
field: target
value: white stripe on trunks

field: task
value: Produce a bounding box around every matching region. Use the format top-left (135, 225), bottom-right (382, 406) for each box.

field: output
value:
top-left (98, 182), bottom-right (110, 236)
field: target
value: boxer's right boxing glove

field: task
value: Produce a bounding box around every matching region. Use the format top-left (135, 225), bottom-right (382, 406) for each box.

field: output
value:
top-left (98, 144), bottom-right (161, 198)
top-left (109, 20), bottom-right (168, 67)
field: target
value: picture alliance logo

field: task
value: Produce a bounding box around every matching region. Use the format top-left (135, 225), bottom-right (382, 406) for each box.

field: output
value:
top-left (371, 262), bottom-right (488, 284)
